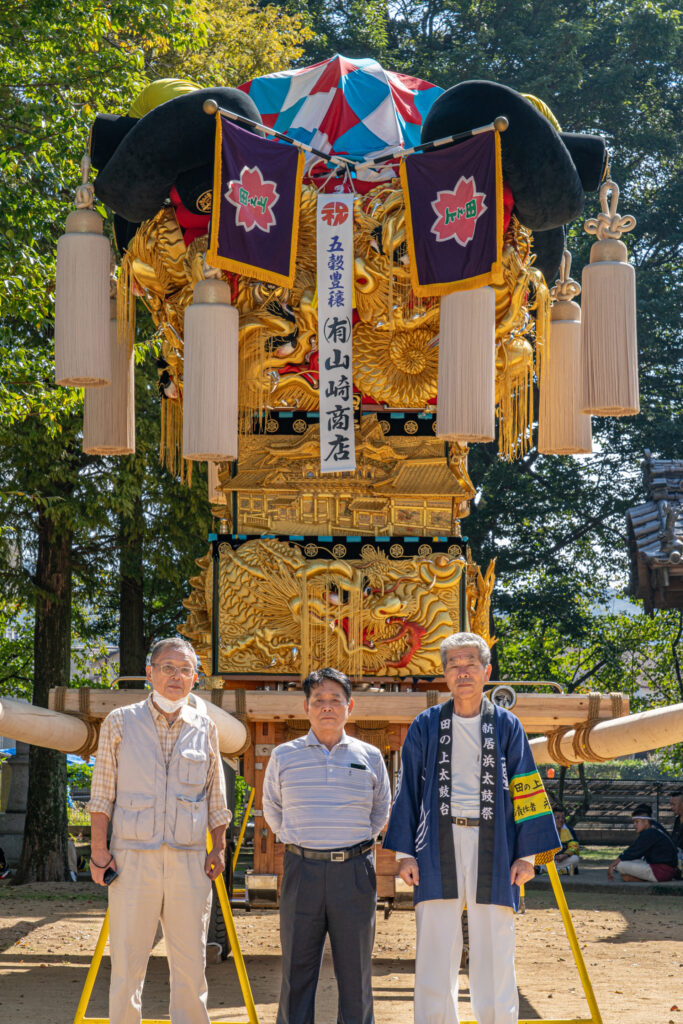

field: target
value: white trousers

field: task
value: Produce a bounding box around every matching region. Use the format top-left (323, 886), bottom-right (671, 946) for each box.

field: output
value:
top-left (414, 826), bottom-right (518, 1024)
top-left (615, 858), bottom-right (656, 881)
top-left (540, 854), bottom-right (579, 873)
top-left (108, 844), bottom-right (212, 1024)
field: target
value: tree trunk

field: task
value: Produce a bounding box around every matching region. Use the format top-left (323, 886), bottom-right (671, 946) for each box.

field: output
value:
top-left (118, 491), bottom-right (146, 677)
top-left (14, 511), bottom-right (72, 883)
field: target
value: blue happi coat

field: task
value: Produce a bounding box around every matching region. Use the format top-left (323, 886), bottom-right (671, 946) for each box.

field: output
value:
top-left (383, 696), bottom-right (560, 911)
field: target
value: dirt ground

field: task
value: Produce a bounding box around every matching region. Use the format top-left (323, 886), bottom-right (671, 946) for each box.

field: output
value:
top-left (1, 880), bottom-right (681, 1024)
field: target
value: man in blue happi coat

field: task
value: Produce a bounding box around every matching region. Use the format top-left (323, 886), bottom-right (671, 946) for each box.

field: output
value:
top-left (384, 632), bottom-right (560, 1024)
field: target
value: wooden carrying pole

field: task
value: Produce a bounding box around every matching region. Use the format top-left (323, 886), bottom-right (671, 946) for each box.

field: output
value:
top-left (530, 702), bottom-right (683, 764)
top-left (4, 694), bottom-right (249, 758)
top-left (0, 697), bottom-right (91, 754)
top-left (48, 687), bottom-right (627, 734)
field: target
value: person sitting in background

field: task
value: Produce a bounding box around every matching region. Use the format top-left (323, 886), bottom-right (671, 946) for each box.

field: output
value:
top-left (607, 803), bottom-right (678, 882)
top-left (538, 807), bottom-right (580, 875)
top-left (671, 791), bottom-right (683, 853)
top-left (671, 790), bottom-right (683, 877)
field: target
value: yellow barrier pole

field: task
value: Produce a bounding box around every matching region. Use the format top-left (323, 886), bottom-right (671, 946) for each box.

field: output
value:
top-left (546, 860), bottom-right (603, 1024)
top-left (208, 832), bottom-right (260, 1024)
top-left (73, 909), bottom-right (109, 1024)
top-left (232, 786), bottom-right (255, 874)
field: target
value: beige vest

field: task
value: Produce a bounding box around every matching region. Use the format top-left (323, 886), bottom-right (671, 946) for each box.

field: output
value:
top-left (111, 694), bottom-right (210, 851)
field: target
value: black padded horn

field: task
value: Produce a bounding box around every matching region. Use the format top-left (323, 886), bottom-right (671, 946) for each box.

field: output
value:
top-left (421, 81), bottom-right (585, 232)
top-left (94, 87), bottom-right (262, 224)
top-left (530, 226), bottom-right (566, 284)
top-left (560, 133), bottom-right (608, 193)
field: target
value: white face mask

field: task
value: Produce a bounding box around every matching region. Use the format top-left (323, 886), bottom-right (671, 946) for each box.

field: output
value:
top-left (152, 692), bottom-right (188, 714)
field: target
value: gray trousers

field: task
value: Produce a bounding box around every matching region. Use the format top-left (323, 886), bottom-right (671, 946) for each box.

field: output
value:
top-left (277, 848), bottom-right (377, 1024)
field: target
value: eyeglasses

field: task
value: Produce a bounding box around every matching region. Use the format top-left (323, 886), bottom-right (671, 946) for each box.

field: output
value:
top-left (308, 697), bottom-right (348, 708)
top-left (151, 662), bottom-right (195, 679)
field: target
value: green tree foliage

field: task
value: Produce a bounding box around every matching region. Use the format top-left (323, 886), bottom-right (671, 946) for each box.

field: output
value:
top-left (0, 0), bottom-right (311, 879)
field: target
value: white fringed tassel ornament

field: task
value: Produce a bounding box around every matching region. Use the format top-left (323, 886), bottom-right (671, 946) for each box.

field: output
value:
top-left (55, 156), bottom-right (112, 387)
top-left (538, 250), bottom-right (592, 455)
top-left (183, 278), bottom-right (239, 461)
top-left (208, 461), bottom-right (228, 505)
top-left (436, 286), bottom-right (495, 443)
top-left (580, 179), bottom-right (639, 416)
top-left (82, 297), bottom-right (135, 455)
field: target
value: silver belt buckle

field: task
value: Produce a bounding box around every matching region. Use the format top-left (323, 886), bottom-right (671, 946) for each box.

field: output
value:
top-left (331, 850), bottom-right (346, 862)
top-left (454, 816), bottom-right (467, 827)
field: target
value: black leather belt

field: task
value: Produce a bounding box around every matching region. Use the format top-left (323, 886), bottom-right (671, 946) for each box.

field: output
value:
top-left (451, 816), bottom-right (480, 827)
top-left (286, 840), bottom-right (374, 862)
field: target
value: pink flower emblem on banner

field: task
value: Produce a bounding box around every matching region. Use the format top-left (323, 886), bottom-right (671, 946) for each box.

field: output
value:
top-left (226, 166), bottom-right (279, 232)
top-left (430, 176), bottom-right (487, 245)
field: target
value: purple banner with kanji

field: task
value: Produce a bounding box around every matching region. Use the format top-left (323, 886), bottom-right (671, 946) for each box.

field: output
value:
top-left (207, 114), bottom-right (304, 288)
top-left (400, 130), bottom-right (503, 297)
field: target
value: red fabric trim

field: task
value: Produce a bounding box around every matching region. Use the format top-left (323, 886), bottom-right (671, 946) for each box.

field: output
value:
top-left (502, 180), bottom-right (514, 233)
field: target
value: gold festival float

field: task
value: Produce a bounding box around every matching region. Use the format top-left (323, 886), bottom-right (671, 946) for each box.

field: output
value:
top-left (41, 61), bottom-right (666, 934)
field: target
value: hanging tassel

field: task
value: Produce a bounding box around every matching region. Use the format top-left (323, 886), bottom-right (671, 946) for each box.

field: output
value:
top-left (183, 278), bottom-right (239, 461)
top-left (538, 250), bottom-right (592, 455)
top-left (82, 296), bottom-right (135, 454)
top-left (208, 461), bottom-right (228, 505)
top-left (495, 336), bottom-right (534, 459)
top-left (55, 156), bottom-right (111, 387)
top-left (116, 250), bottom-right (137, 354)
top-left (436, 287), bottom-right (496, 443)
top-left (580, 179), bottom-right (639, 416)
top-left (160, 397), bottom-right (183, 476)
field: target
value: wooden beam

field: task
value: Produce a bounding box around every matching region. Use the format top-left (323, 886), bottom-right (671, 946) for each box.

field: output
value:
top-left (48, 688), bottom-right (628, 732)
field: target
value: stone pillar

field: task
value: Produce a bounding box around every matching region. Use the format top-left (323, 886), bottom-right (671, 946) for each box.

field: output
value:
top-left (0, 741), bottom-right (30, 864)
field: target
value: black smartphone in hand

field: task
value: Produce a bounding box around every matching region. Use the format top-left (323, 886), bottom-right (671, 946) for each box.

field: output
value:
top-left (103, 866), bottom-right (118, 885)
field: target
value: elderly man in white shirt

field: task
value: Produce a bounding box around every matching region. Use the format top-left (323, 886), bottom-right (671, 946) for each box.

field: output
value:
top-left (263, 666), bottom-right (391, 1024)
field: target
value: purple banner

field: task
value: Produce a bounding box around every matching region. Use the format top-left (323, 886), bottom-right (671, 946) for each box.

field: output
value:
top-left (400, 130), bottom-right (503, 297)
top-left (207, 115), bottom-right (304, 288)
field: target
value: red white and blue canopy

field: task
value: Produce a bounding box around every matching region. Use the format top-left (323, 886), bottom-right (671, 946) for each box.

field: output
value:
top-left (240, 54), bottom-right (443, 165)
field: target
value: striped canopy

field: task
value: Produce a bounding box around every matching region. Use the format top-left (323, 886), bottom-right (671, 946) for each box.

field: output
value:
top-left (240, 54), bottom-right (443, 164)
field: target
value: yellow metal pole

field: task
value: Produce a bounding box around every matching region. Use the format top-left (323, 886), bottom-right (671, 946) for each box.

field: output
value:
top-left (73, 909), bottom-right (109, 1024)
top-left (232, 786), bottom-right (255, 874)
top-left (546, 859), bottom-right (603, 1024)
top-left (208, 831), bottom-right (260, 1024)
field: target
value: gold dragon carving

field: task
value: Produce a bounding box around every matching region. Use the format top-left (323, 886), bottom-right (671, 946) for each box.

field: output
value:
top-left (181, 538), bottom-right (496, 679)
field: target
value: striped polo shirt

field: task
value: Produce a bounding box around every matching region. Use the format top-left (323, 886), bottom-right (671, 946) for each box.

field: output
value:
top-left (262, 728), bottom-right (391, 849)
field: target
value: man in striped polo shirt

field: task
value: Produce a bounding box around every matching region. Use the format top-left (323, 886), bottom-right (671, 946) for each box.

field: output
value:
top-left (263, 667), bottom-right (391, 1024)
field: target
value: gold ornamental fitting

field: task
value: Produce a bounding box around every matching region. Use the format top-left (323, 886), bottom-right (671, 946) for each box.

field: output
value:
top-left (494, 116), bottom-right (509, 132)
top-left (203, 98), bottom-right (219, 116)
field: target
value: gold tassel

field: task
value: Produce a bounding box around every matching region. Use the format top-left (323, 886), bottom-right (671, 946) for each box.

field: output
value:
top-left (496, 336), bottom-right (534, 459)
top-left (117, 250), bottom-right (137, 354)
top-left (301, 572), bottom-right (310, 681)
top-left (353, 720), bottom-right (389, 751)
top-left (160, 399), bottom-right (183, 476)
